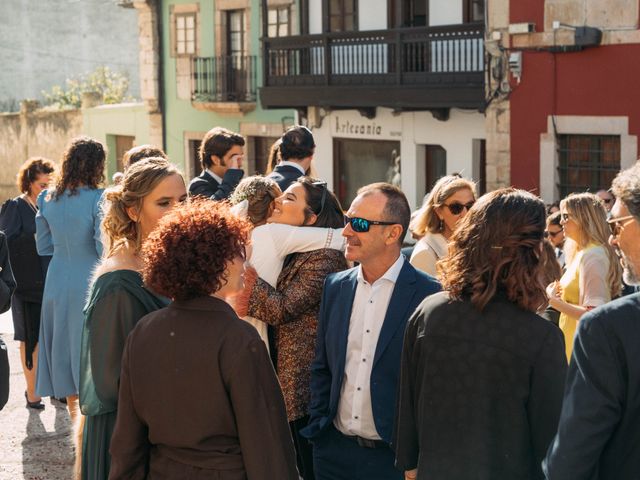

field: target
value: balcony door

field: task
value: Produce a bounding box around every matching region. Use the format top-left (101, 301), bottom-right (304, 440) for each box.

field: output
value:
top-left (225, 10), bottom-right (247, 101)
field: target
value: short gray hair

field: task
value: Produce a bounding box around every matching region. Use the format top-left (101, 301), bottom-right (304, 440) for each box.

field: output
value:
top-left (611, 161), bottom-right (640, 219)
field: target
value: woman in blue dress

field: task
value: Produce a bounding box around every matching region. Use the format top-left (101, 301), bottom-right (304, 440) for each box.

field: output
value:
top-left (35, 136), bottom-right (106, 419)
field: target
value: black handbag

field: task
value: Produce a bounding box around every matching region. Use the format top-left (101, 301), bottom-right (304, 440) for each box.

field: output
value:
top-left (0, 338), bottom-right (9, 410)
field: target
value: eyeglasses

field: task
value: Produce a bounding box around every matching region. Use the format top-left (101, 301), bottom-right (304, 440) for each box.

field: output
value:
top-left (443, 201), bottom-right (475, 215)
top-left (312, 181), bottom-right (327, 215)
top-left (602, 197), bottom-right (614, 204)
top-left (344, 215), bottom-right (397, 233)
top-left (544, 230), bottom-right (563, 238)
top-left (560, 213), bottom-right (571, 222)
top-left (607, 215), bottom-right (636, 237)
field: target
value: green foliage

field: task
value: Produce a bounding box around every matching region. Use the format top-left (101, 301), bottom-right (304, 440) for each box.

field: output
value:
top-left (42, 66), bottom-right (133, 109)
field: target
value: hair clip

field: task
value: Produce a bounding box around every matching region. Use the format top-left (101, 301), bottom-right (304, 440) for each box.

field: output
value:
top-left (491, 246), bottom-right (503, 250)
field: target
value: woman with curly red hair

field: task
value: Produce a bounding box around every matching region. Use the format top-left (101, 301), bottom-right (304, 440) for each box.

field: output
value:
top-left (109, 201), bottom-right (298, 480)
top-left (394, 188), bottom-right (567, 480)
top-left (35, 136), bottom-right (106, 420)
top-left (0, 156), bottom-right (56, 410)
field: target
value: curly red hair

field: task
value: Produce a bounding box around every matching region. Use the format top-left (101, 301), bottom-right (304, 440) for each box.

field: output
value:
top-left (142, 200), bottom-right (251, 301)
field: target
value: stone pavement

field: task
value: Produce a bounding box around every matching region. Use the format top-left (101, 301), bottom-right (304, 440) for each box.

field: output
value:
top-left (0, 310), bottom-right (74, 480)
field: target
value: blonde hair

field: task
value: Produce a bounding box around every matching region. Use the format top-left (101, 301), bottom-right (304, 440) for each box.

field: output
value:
top-left (410, 174), bottom-right (477, 237)
top-left (560, 192), bottom-right (622, 296)
top-left (229, 175), bottom-right (282, 226)
top-left (101, 157), bottom-right (182, 257)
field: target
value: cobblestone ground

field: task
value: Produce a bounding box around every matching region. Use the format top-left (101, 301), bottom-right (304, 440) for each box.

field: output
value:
top-left (0, 322), bottom-right (74, 479)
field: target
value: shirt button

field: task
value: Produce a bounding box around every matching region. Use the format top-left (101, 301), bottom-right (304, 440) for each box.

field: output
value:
top-left (357, 387), bottom-right (361, 391)
top-left (369, 300), bottom-right (373, 304)
top-left (170, 332), bottom-right (175, 337)
top-left (362, 358), bottom-right (366, 362)
top-left (354, 416), bottom-right (359, 419)
top-left (366, 329), bottom-right (370, 333)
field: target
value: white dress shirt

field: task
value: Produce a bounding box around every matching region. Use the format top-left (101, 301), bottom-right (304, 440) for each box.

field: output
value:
top-left (205, 168), bottom-right (223, 184)
top-left (277, 160), bottom-right (306, 175)
top-left (334, 254), bottom-right (405, 440)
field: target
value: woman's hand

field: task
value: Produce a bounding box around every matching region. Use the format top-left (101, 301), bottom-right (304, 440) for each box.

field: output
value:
top-left (405, 469), bottom-right (418, 480)
top-left (546, 281), bottom-right (562, 299)
top-left (232, 265), bottom-right (258, 317)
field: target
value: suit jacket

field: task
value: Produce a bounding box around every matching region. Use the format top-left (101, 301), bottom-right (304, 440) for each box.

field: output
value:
top-left (267, 164), bottom-right (304, 191)
top-left (544, 292), bottom-right (640, 480)
top-left (248, 249), bottom-right (348, 422)
top-left (302, 259), bottom-right (440, 444)
top-left (188, 169), bottom-right (244, 200)
top-left (109, 296), bottom-right (298, 480)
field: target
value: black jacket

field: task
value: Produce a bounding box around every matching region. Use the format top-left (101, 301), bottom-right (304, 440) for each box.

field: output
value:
top-left (188, 169), bottom-right (244, 200)
top-left (0, 232), bottom-right (16, 314)
top-left (544, 293), bottom-right (640, 480)
top-left (268, 164), bottom-right (304, 191)
top-left (395, 291), bottom-right (567, 480)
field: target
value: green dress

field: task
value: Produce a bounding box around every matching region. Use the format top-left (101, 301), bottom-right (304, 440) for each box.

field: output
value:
top-left (79, 270), bottom-right (169, 480)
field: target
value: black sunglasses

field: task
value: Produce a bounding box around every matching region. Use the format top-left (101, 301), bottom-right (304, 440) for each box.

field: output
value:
top-left (607, 215), bottom-right (635, 237)
top-left (344, 215), bottom-right (397, 233)
top-left (443, 201), bottom-right (475, 215)
top-left (311, 181), bottom-right (327, 215)
top-left (544, 229), bottom-right (563, 238)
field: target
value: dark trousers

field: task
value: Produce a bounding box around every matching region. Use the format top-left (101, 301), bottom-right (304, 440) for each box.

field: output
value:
top-left (312, 424), bottom-right (403, 480)
top-left (291, 415), bottom-right (315, 480)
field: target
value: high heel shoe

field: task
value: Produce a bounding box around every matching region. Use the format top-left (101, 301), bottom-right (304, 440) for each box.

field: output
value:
top-left (25, 391), bottom-right (45, 410)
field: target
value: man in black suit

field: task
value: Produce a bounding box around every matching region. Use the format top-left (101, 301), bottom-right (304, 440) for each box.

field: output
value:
top-left (268, 125), bottom-right (315, 191)
top-left (302, 183), bottom-right (440, 480)
top-left (544, 162), bottom-right (640, 479)
top-left (188, 127), bottom-right (244, 199)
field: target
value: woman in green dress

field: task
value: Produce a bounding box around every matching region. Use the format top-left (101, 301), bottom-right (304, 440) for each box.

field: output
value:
top-left (78, 157), bottom-right (187, 480)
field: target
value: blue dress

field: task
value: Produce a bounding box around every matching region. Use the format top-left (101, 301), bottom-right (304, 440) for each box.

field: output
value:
top-left (35, 187), bottom-right (104, 398)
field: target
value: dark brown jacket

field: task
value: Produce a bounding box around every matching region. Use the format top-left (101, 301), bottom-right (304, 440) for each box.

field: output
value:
top-left (109, 296), bottom-right (298, 480)
top-left (248, 249), bottom-right (347, 421)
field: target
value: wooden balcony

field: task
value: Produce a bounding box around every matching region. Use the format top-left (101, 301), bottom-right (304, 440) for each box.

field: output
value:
top-left (260, 23), bottom-right (485, 111)
top-left (191, 55), bottom-right (257, 113)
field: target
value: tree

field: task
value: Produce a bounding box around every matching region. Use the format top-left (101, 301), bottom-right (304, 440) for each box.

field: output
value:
top-left (42, 66), bottom-right (133, 109)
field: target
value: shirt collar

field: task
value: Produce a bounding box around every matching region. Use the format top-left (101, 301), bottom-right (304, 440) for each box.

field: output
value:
top-left (205, 168), bottom-right (223, 184)
top-left (278, 161), bottom-right (306, 175)
top-left (356, 254), bottom-right (405, 286)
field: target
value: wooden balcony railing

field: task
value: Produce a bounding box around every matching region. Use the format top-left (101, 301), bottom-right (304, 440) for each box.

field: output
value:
top-left (261, 23), bottom-right (485, 110)
top-left (192, 55), bottom-right (257, 103)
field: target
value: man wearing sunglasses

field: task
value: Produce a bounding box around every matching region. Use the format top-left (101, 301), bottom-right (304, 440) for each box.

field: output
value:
top-left (544, 163), bottom-right (640, 480)
top-left (303, 183), bottom-right (440, 480)
top-left (545, 212), bottom-right (565, 269)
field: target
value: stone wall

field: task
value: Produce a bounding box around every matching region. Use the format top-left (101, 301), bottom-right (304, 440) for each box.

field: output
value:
top-left (484, 0), bottom-right (512, 190)
top-left (0, 102), bottom-right (82, 202)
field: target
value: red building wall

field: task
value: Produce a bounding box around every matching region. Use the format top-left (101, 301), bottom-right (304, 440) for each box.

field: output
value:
top-left (509, 44), bottom-right (640, 193)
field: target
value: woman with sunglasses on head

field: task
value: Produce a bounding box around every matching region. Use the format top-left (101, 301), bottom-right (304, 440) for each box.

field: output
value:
top-left (0, 157), bottom-right (56, 410)
top-left (229, 176), bottom-right (345, 350)
top-left (546, 192), bottom-right (622, 361)
top-left (78, 158), bottom-right (186, 480)
top-left (237, 177), bottom-right (348, 480)
top-left (409, 174), bottom-right (476, 278)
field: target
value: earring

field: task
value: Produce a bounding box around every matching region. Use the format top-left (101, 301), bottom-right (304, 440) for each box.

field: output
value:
top-left (439, 218), bottom-right (444, 232)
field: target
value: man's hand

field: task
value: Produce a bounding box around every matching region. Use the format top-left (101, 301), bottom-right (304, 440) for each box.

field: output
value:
top-left (227, 154), bottom-right (244, 170)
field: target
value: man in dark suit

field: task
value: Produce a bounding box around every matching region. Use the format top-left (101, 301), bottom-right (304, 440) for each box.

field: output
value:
top-left (188, 127), bottom-right (244, 199)
top-left (544, 162), bottom-right (640, 479)
top-left (268, 125), bottom-right (315, 191)
top-left (303, 183), bottom-right (440, 480)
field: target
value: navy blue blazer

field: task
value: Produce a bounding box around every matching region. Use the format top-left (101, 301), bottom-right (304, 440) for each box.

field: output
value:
top-left (302, 259), bottom-right (440, 444)
top-left (267, 164), bottom-right (304, 191)
top-left (188, 169), bottom-right (244, 200)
